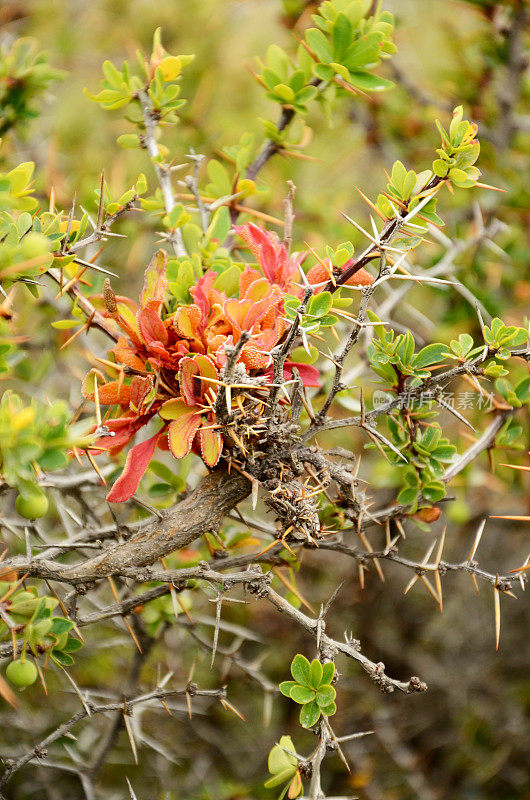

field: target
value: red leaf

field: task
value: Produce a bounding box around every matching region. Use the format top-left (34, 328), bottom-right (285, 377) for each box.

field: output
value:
top-left (283, 362), bottom-right (321, 388)
top-left (234, 223), bottom-right (302, 289)
top-left (190, 271), bottom-right (216, 323)
top-left (238, 266), bottom-right (262, 299)
top-left (138, 307), bottom-right (168, 346)
top-left (94, 415), bottom-right (146, 453)
top-left (106, 427), bottom-right (161, 502)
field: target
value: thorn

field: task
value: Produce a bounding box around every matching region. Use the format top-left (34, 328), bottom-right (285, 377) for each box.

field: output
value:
top-left (475, 182), bottom-right (506, 193)
top-left (434, 527), bottom-right (446, 612)
top-left (211, 594), bottom-right (222, 668)
top-left (93, 377), bottom-right (102, 428)
top-left (62, 192), bottom-right (77, 253)
top-left (97, 170), bottom-right (106, 230)
top-left (59, 320), bottom-right (88, 351)
top-left (86, 450), bottom-right (107, 485)
top-left (251, 479), bottom-right (259, 510)
top-left (219, 696), bottom-right (246, 722)
top-left (123, 708), bottom-right (139, 764)
top-left (355, 186), bottom-right (386, 220)
top-left (468, 519), bottom-right (486, 561)
top-left (341, 211), bottom-right (379, 246)
top-left (493, 582), bottom-right (501, 651)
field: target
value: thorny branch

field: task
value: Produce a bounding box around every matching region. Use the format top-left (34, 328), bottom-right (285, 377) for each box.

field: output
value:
top-left (0, 683), bottom-right (227, 791)
top-left (138, 89), bottom-right (187, 257)
top-left (2, 95), bottom-right (529, 800)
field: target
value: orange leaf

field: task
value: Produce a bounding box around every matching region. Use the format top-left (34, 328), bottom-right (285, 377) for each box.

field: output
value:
top-left (113, 337), bottom-right (146, 371)
top-left (129, 375), bottom-right (154, 412)
top-left (179, 357), bottom-right (201, 405)
top-left (179, 354), bottom-right (218, 405)
top-left (174, 304), bottom-right (202, 340)
top-left (98, 381), bottom-right (131, 406)
top-left (168, 413), bottom-right (202, 459)
top-left (199, 420), bottom-right (223, 467)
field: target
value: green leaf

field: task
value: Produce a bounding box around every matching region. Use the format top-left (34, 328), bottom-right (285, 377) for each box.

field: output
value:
top-left (148, 459), bottom-right (182, 487)
top-left (268, 735), bottom-right (297, 775)
top-left (117, 133), bottom-right (140, 149)
top-left (509, 328), bottom-right (528, 347)
top-left (299, 700), bottom-right (321, 728)
top-left (50, 650), bottom-right (75, 666)
top-left (266, 45), bottom-right (291, 82)
top-left (309, 658), bottom-right (323, 689)
top-left (273, 83), bottom-right (296, 104)
top-left (318, 701), bottom-right (337, 717)
top-left (207, 206), bottom-right (231, 244)
top-left (307, 291), bottom-right (332, 318)
top-left (448, 168), bottom-right (468, 184)
top-left (213, 265), bottom-right (241, 297)
top-left (321, 661), bottom-right (335, 685)
top-left (61, 637), bottom-right (83, 653)
top-left (432, 159), bottom-right (449, 177)
top-left (49, 617), bottom-right (75, 635)
top-left (515, 377), bottom-right (530, 404)
top-left (264, 767), bottom-right (296, 789)
top-left (148, 482), bottom-right (175, 498)
top-left (422, 481), bottom-right (446, 502)
top-left (290, 685), bottom-right (315, 704)
top-left (391, 161), bottom-right (407, 195)
top-left (315, 685), bottom-right (336, 707)
top-left (397, 486), bottom-right (418, 505)
top-left (402, 170), bottom-right (416, 199)
top-left (332, 14), bottom-right (353, 62)
top-left (51, 320), bottom-right (80, 330)
top-left (348, 71), bottom-right (394, 92)
top-left (295, 85), bottom-right (318, 106)
top-left (305, 28), bottom-right (333, 63)
top-left (316, 314), bottom-right (339, 327)
top-left (313, 63), bottom-right (335, 81)
top-left (484, 362), bottom-right (508, 378)
top-left (290, 345), bottom-right (319, 364)
top-left (412, 343), bottom-right (448, 370)
top-left (280, 680), bottom-right (298, 697)
top-left (290, 654), bottom-right (311, 687)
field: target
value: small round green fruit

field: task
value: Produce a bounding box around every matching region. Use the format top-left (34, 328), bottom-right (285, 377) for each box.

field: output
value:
top-left (15, 491), bottom-right (49, 520)
top-left (6, 659), bottom-right (38, 687)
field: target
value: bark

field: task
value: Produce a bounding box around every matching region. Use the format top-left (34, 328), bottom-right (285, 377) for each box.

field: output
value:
top-left (15, 468), bottom-right (250, 584)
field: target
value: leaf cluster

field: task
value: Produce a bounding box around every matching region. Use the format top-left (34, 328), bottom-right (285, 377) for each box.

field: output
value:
top-left (280, 654), bottom-right (336, 728)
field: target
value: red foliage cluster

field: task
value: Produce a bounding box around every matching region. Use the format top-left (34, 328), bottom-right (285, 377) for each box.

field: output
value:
top-left (80, 223), bottom-right (373, 502)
